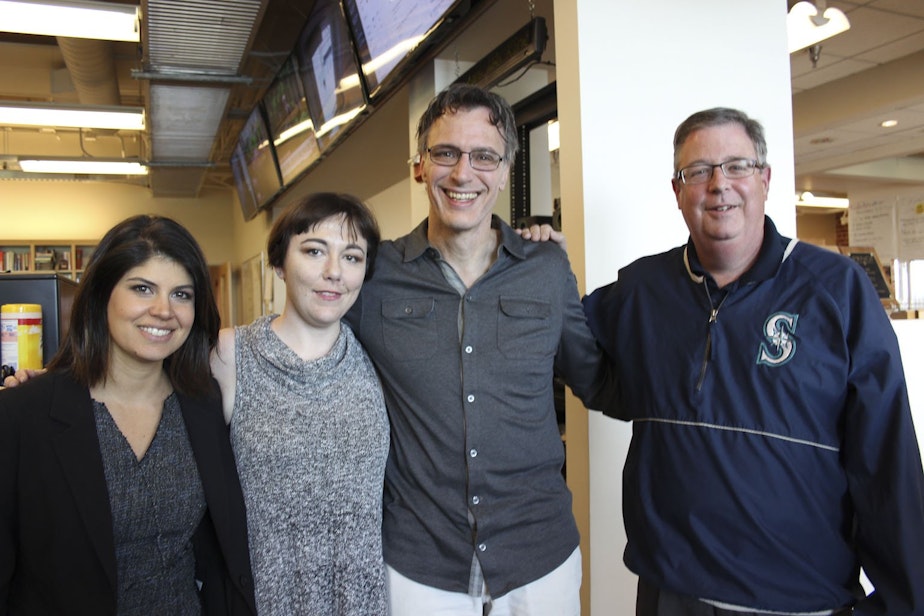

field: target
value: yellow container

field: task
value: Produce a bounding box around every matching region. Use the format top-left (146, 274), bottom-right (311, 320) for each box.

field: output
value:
top-left (1, 303), bottom-right (43, 371)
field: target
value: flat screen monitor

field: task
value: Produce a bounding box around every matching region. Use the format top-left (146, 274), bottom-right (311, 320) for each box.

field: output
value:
top-left (342, 0), bottom-right (458, 98)
top-left (263, 54), bottom-right (322, 185)
top-left (238, 103), bottom-right (283, 208)
top-left (295, 0), bottom-right (366, 150)
top-left (230, 143), bottom-right (261, 221)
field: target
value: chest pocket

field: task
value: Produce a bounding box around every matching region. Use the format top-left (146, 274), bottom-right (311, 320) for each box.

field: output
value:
top-left (381, 297), bottom-right (438, 360)
top-left (498, 296), bottom-right (555, 359)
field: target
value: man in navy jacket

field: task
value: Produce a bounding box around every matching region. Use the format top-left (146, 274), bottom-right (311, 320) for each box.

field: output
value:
top-left (584, 107), bottom-right (924, 615)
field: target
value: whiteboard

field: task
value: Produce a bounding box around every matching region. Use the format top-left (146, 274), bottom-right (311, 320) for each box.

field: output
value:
top-left (897, 197), bottom-right (924, 261)
top-left (849, 199), bottom-right (897, 261)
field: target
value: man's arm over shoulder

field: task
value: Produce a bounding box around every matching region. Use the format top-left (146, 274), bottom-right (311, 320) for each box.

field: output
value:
top-left (544, 247), bottom-right (620, 419)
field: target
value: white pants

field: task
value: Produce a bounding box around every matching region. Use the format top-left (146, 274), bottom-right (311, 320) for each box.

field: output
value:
top-left (386, 547), bottom-right (582, 616)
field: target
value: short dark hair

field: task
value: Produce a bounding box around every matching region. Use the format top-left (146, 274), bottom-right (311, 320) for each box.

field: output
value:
top-left (415, 83), bottom-right (519, 166)
top-left (673, 107), bottom-right (768, 172)
top-left (48, 215), bottom-right (220, 396)
top-left (267, 192), bottom-right (381, 281)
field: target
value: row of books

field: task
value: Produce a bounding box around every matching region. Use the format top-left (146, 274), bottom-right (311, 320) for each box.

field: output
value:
top-left (0, 250), bottom-right (30, 272)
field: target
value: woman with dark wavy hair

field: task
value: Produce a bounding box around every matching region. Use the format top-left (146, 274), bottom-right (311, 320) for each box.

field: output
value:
top-left (0, 215), bottom-right (255, 615)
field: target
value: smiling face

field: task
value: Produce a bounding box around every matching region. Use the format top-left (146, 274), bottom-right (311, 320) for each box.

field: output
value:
top-left (107, 255), bottom-right (195, 370)
top-left (672, 122), bottom-right (770, 266)
top-left (418, 107), bottom-right (509, 240)
top-left (276, 214), bottom-right (368, 332)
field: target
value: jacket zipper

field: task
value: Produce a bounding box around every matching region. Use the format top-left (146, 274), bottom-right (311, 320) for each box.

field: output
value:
top-left (696, 282), bottom-right (728, 392)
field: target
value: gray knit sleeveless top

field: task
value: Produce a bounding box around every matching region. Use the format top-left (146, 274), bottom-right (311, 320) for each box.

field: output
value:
top-left (229, 315), bottom-right (389, 615)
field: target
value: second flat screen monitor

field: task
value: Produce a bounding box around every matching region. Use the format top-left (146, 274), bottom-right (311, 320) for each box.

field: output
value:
top-left (263, 55), bottom-right (322, 185)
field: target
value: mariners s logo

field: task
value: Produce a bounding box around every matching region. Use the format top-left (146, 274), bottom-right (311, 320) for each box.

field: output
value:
top-left (756, 312), bottom-right (798, 367)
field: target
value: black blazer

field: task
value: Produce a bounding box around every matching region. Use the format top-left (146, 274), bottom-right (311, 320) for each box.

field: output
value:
top-left (0, 370), bottom-right (256, 616)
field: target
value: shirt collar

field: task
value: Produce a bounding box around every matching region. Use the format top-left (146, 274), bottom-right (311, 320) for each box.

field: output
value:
top-left (399, 215), bottom-right (527, 263)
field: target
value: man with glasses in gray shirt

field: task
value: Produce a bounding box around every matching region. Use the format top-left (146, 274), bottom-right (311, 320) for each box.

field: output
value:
top-left (346, 83), bottom-right (609, 616)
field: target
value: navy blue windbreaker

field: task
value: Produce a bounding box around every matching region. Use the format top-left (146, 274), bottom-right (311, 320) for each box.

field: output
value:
top-left (583, 217), bottom-right (924, 615)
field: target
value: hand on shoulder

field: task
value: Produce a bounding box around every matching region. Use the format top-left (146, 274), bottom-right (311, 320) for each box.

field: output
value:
top-left (2, 367), bottom-right (47, 388)
top-left (515, 223), bottom-right (568, 252)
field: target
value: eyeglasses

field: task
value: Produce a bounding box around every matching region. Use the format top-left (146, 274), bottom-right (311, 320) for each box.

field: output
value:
top-left (426, 146), bottom-right (505, 171)
top-left (676, 158), bottom-right (765, 185)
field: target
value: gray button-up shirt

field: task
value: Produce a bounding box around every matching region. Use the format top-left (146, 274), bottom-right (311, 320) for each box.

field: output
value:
top-left (346, 216), bottom-right (609, 599)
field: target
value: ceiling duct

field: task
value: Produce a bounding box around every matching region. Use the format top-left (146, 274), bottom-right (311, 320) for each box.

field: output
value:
top-left (140, 0), bottom-right (266, 197)
top-left (56, 37), bottom-right (121, 106)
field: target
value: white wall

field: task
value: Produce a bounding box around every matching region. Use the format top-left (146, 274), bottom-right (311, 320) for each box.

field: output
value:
top-left (893, 320), bottom-right (924, 460)
top-left (554, 1), bottom-right (796, 612)
top-left (0, 181), bottom-right (236, 264)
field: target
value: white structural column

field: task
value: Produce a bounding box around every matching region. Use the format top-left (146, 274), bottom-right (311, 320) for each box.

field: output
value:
top-left (552, 1), bottom-right (796, 613)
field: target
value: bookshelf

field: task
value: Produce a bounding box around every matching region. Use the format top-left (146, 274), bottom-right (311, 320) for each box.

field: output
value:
top-left (0, 241), bottom-right (96, 280)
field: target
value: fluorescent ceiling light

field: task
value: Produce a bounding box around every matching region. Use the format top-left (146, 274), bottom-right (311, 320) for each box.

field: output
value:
top-left (0, 0), bottom-right (140, 42)
top-left (795, 191), bottom-right (849, 209)
top-left (0, 102), bottom-right (145, 130)
top-left (787, 1), bottom-right (850, 53)
top-left (19, 158), bottom-right (148, 175)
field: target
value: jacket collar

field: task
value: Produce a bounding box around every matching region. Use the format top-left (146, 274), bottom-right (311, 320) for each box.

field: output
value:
top-left (683, 216), bottom-right (798, 290)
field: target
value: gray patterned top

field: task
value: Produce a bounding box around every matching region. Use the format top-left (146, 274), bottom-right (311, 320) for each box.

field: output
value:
top-left (94, 392), bottom-right (205, 615)
top-left (230, 315), bottom-right (389, 615)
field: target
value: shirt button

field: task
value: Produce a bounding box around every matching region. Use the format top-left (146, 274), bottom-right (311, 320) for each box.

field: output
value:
top-left (467, 394), bottom-right (475, 403)
top-left (404, 306), bottom-right (413, 314)
top-left (465, 345), bottom-right (473, 354)
top-left (478, 543), bottom-right (487, 552)
top-left (470, 449), bottom-right (478, 458)
top-left (472, 495), bottom-right (480, 505)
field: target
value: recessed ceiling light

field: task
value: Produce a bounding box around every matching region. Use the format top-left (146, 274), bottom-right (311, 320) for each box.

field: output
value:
top-left (880, 119), bottom-right (899, 128)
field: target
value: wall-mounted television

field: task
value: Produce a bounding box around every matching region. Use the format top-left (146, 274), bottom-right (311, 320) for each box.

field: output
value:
top-left (238, 103), bottom-right (283, 209)
top-left (230, 143), bottom-right (261, 221)
top-left (263, 55), bottom-right (322, 185)
top-left (296, 0), bottom-right (366, 151)
top-left (342, 0), bottom-right (458, 99)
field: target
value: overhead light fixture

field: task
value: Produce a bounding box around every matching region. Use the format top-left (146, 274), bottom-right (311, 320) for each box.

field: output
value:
top-left (0, 101), bottom-right (145, 130)
top-left (0, 0), bottom-right (140, 42)
top-left (880, 119), bottom-right (899, 128)
top-left (796, 191), bottom-right (849, 209)
top-left (455, 17), bottom-right (548, 89)
top-left (18, 158), bottom-right (149, 175)
top-left (787, 1), bottom-right (850, 53)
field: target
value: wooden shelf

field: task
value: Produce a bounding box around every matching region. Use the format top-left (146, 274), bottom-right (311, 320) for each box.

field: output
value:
top-left (0, 241), bottom-right (96, 281)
